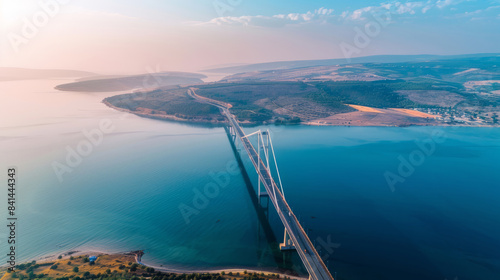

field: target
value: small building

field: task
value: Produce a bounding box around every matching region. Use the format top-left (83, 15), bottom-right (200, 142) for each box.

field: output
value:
top-left (89, 256), bottom-right (97, 263)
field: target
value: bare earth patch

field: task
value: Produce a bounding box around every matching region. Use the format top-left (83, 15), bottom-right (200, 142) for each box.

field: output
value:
top-left (348, 104), bottom-right (384, 113)
top-left (391, 108), bottom-right (437, 118)
top-left (453, 68), bottom-right (479, 76)
top-left (306, 107), bottom-right (438, 126)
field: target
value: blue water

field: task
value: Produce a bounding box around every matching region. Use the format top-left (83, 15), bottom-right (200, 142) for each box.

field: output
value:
top-left (1, 80), bottom-right (500, 280)
top-left (257, 126), bottom-right (500, 280)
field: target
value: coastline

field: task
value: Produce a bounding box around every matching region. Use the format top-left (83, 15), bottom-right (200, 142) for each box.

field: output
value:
top-left (4, 249), bottom-right (307, 280)
top-left (104, 99), bottom-right (499, 128)
top-left (135, 250), bottom-right (306, 279)
top-left (102, 100), bottom-right (227, 125)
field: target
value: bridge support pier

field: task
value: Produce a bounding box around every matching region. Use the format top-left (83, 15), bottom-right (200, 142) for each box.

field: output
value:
top-left (279, 228), bottom-right (295, 251)
top-left (229, 126), bottom-right (236, 143)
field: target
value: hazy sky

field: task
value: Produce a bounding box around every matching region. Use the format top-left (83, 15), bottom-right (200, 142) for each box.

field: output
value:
top-left (1, 0), bottom-right (499, 74)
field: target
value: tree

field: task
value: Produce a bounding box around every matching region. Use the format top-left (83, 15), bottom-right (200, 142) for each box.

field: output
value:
top-left (50, 264), bottom-right (58, 270)
top-left (73, 267), bottom-right (79, 273)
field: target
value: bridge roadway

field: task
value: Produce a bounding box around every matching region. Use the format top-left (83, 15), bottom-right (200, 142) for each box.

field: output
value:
top-left (188, 89), bottom-right (334, 280)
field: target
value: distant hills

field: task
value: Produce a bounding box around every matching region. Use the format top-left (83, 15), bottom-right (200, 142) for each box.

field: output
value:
top-left (222, 54), bottom-right (500, 84)
top-left (204, 53), bottom-right (500, 74)
top-left (0, 67), bottom-right (207, 92)
top-left (55, 72), bottom-right (207, 92)
top-left (0, 67), bottom-right (97, 81)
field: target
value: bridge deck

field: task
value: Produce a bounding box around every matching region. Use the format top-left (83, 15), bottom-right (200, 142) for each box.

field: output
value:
top-left (188, 89), bottom-right (334, 280)
top-left (224, 110), bottom-right (333, 280)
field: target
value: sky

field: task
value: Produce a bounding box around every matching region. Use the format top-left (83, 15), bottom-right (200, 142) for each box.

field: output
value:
top-left (0, 0), bottom-right (499, 74)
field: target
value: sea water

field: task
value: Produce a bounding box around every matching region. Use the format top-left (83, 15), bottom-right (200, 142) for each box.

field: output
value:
top-left (0, 79), bottom-right (499, 280)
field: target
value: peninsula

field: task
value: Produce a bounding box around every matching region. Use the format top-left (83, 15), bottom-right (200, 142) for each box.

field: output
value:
top-left (100, 55), bottom-right (499, 127)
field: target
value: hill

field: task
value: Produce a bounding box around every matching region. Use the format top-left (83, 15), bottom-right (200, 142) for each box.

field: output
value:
top-left (55, 72), bottom-right (207, 92)
top-left (204, 53), bottom-right (499, 74)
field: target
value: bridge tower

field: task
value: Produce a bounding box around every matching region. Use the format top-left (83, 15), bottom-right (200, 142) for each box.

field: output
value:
top-left (280, 229), bottom-right (295, 251)
top-left (228, 126), bottom-right (236, 143)
top-left (257, 130), bottom-right (269, 199)
top-left (250, 130), bottom-right (285, 201)
top-left (246, 130), bottom-right (294, 252)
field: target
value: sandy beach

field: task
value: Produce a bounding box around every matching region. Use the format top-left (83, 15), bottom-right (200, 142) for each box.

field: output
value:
top-left (4, 249), bottom-right (307, 280)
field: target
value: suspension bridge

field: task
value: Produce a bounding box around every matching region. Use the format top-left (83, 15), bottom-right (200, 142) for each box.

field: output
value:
top-left (188, 89), bottom-right (334, 280)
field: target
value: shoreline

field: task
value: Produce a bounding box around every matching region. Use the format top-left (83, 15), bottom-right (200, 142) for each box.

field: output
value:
top-left (102, 100), bottom-right (228, 125)
top-left (104, 99), bottom-right (499, 128)
top-left (134, 250), bottom-right (307, 279)
top-left (3, 249), bottom-right (307, 280)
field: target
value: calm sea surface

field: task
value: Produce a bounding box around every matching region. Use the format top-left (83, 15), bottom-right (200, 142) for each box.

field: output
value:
top-left (0, 79), bottom-right (499, 280)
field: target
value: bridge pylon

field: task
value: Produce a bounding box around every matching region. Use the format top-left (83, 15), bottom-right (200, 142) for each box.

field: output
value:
top-left (257, 130), bottom-right (269, 200)
top-left (246, 129), bottom-right (285, 204)
top-left (247, 130), bottom-right (295, 251)
top-left (280, 228), bottom-right (296, 251)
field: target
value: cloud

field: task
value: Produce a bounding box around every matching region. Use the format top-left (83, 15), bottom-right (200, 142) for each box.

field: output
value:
top-left (344, 1), bottom-right (425, 21)
top-left (435, 0), bottom-right (469, 9)
top-left (451, 4), bottom-right (500, 20)
top-left (203, 7), bottom-right (334, 27)
top-left (422, 3), bottom-right (434, 14)
top-left (436, 0), bottom-right (455, 8)
top-left (202, 0), bottom-right (481, 27)
top-left (349, 6), bottom-right (375, 20)
top-left (395, 2), bottom-right (424, 14)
